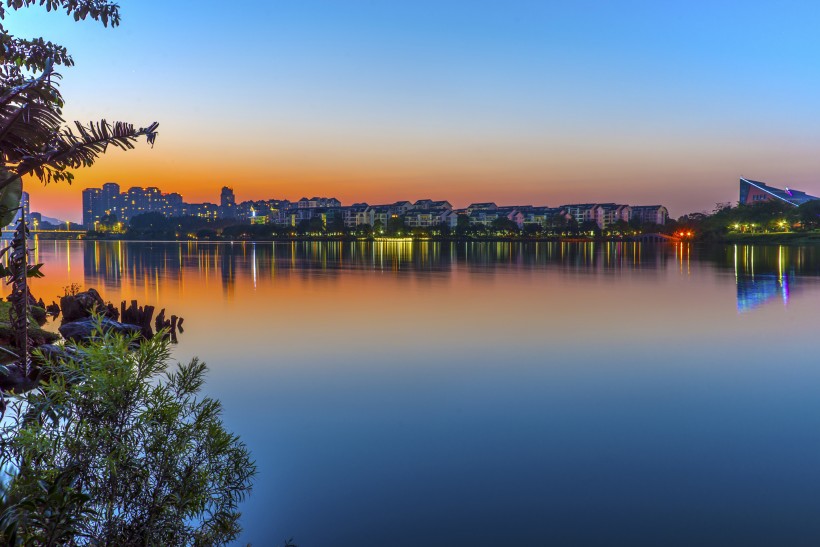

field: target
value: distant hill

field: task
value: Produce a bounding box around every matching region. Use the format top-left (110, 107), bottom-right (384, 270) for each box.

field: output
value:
top-left (39, 215), bottom-right (64, 225)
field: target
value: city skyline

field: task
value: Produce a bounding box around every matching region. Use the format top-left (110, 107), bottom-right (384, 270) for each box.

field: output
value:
top-left (79, 182), bottom-right (668, 231)
top-left (12, 1), bottom-right (820, 222)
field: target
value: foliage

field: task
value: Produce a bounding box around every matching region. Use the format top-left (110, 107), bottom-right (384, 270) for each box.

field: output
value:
top-left (1, 1), bottom-right (156, 187)
top-left (296, 216), bottom-right (325, 235)
top-left (62, 283), bottom-right (81, 297)
top-left (678, 200), bottom-right (802, 240)
top-left (127, 211), bottom-right (173, 238)
top-left (385, 215), bottom-right (407, 236)
top-left (455, 213), bottom-right (470, 237)
top-left (0, 329), bottom-right (256, 545)
top-left (490, 216), bottom-right (520, 235)
top-left (0, 0), bottom-right (157, 371)
top-left (0, 468), bottom-right (97, 546)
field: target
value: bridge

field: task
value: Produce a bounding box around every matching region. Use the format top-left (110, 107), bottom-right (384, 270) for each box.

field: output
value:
top-left (631, 233), bottom-right (681, 243)
top-left (0, 229), bottom-right (86, 235)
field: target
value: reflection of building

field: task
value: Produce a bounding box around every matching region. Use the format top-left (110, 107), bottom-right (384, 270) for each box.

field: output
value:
top-left (82, 240), bottom-right (674, 299)
top-left (732, 245), bottom-right (796, 312)
top-left (739, 177), bottom-right (819, 206)
top-left (736, 275), bottom-right (789, 312)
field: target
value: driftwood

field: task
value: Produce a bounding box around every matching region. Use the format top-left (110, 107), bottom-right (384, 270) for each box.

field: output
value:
top-left (120, 300), bottom-right (156, 339)
top-left (153, 307), bottom-right (183, 341)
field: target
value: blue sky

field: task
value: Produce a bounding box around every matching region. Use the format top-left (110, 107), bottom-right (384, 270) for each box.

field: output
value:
top-left (8, 1), bottom-right (820, 219)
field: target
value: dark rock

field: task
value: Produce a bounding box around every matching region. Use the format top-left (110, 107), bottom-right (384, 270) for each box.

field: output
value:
top-left (106, 303), bottom-right (119, 321)
top-left (58, 317), bottom-right (142, 343)
top-left (0, 324), bottom-right (59, 346)
top-left (60, 288), bottom-right (110, 322)
top-left (46, 301), bottom-right (61, 318)
top-left (33, 343), bottom-right (85, 366)
top-left (0, 362), bottom-right (40, 393)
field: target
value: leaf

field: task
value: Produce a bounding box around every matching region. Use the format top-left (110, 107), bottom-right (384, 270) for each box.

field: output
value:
top-left (26, 263), bottom-right (45, 278)
top-left (0, 169), bottom-right (22, 227)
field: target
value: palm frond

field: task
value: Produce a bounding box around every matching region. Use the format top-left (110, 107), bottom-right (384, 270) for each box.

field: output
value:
top-left (15, 119), bottom-right (159, 182)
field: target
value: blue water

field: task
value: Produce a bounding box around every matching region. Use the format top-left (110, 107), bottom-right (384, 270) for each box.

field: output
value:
top-left (31, 241), bottom-right (820, 545)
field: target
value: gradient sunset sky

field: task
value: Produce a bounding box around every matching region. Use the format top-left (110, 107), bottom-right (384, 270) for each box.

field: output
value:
top-left (9, 0), bottom-right (820, 221)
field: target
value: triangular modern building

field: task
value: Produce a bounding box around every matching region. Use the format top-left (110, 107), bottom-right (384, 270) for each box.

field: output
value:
top-left (740, 177), bottom-right (819, 207)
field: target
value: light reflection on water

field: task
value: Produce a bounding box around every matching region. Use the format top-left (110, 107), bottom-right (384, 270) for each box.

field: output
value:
top-left (25, 240), bottom-right (820, 546)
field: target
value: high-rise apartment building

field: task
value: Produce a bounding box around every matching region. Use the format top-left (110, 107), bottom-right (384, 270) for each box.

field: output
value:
top-left (220, 186), bottom-right (236, 219)
top-left (101, 182), bottom-right (121, 219)
top-left (82, 187), bottom-right (103, 228)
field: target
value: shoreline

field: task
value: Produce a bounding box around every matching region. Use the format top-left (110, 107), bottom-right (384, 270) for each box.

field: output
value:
top-left (72, 232), bottom-right (820, 246)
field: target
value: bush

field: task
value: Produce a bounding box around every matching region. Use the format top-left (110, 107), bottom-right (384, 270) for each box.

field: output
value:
top-left (0, 328), bottom-right (255, 546)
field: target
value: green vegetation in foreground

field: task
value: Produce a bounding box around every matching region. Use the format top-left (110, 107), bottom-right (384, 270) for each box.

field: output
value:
top-left (0, 329), bottom-right (255, 544)
top-left (1, 0), bottom-right (256, 543)
top-left (0, 301), bottom-right (58, 360)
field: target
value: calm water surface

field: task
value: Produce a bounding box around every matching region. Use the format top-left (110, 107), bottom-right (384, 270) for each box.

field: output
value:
top-left (27, 240), bottom-right (820, 546)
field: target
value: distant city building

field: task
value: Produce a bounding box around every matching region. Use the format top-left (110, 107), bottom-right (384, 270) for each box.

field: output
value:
top-left (220, 186), bottom-right (236, 219)
top-left (561, 204), bottom-right (599, 225)
top-left (82, 187), bottom-right (102, 228)
top-left (165, 193), bottom-right (184, 217)
top-left (101, 182), bottom-right (121, 219)
top-left (82, 184), bottom-right (238, 227)
top-left (739, 177), bottom-right (819, 207)
top-left (595, 204), bottom-right (631, 229)
top-left (296, 197), bottom-right (341, 209)
top-left (78, 183), bottom-right (670, 232)
top-left (630, 205), bottom-right (668, 226)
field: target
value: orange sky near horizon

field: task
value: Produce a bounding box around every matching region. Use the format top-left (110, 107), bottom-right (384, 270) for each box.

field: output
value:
top-left (27, 130), bottom-right (820, 223)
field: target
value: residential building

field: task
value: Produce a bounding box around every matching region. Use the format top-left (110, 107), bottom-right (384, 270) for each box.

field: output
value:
top-left (595, 204), bottom-right (631, 229)
top-left (560, 204), bottom-right (599, 226)
top-left (630, 205), bottom-right (668, 225)
top-left (82, 188), bottom-right (102, 228)
top-left (220, 186), bottom-right (236, 219)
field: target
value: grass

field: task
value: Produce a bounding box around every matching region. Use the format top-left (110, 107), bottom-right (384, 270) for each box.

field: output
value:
top-left (0, 301), bottom-right (59, 361)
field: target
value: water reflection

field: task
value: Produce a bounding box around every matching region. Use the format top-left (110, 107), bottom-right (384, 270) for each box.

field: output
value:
top-left (29, 239), bottom-right (820, 546)
top-left (80, 240), bottom-right (683, 294)
top-left (728, 245), bottom-right (791, 312)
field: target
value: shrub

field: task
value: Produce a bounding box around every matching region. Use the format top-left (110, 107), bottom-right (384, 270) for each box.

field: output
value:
top-left (0, 329), bottom-right (255, 546)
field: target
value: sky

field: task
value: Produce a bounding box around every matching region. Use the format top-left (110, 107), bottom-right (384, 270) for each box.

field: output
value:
top-left (8, 0), bottom-right (820, 221)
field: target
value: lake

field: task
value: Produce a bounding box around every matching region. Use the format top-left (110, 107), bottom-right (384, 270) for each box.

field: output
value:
top-left (27, 240), bottom-right (820, 546)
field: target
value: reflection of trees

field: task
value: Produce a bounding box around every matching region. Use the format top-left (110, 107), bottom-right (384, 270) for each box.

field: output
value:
top-left (76, 240), bottom-right (820, 309)
top-left (83, 241), bottom-right (683, 292)
top-left (455, 241), bottom-right (674, 273)
top-left (82, 241), bottom-right (681, 295)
